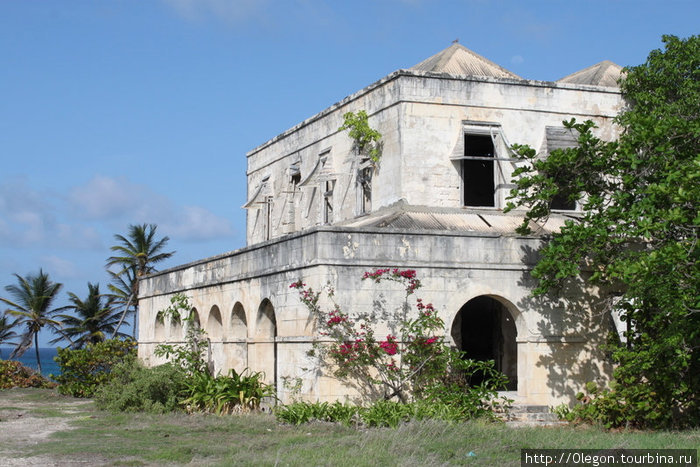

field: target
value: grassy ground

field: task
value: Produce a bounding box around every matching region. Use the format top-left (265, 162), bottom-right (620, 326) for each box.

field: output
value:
top-left (1, 388), bottom-right (698, 466)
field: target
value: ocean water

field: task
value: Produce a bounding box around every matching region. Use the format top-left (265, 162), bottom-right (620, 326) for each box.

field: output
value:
top-left (0, 347), bottom-right (60, 378)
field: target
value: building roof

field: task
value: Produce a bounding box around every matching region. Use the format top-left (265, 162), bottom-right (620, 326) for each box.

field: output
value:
top-left (557, 60), bottom-right (623, 87)
top-left (339, 201), bottom-right (573, 236)
top-left (410, 43), bottom-right (521, 79)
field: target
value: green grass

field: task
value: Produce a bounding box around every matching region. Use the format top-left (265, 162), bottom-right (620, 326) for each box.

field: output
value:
top-left (3, 389), bottom-right (699, 466)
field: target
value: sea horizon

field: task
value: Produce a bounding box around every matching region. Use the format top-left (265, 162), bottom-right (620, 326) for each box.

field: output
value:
top-left (0, 347), bottom-right (60, 378)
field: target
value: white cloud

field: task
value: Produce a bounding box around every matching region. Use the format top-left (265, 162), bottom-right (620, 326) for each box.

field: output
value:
top-left (40, 255), bottom-right (80, 280)
top-left (511, 55), bottom-right (524, 65)
top-left (68, 175), bottom-right (141, 220)
top-left (68, 175), bottom-right (234, 242)
top-left (161, 0), bottom-right (267, 23)
top-left (163, 205), bottom-right (235, 241)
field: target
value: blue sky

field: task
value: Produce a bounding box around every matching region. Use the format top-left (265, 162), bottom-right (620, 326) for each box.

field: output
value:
top-left (1, 0), bottom-right (698, 347)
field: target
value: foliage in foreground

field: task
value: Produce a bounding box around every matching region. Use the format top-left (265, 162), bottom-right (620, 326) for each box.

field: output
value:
top-left (505, 35), bottom-right (700, 429)
top-left (275, 397), bottom-right (502, 428)
top-left (0, 359), bottom-right (57, 389)
top-left (5, 389), bottom-right (700, 467)
top-left (94, 359), bottom-right (187, 413)
top-left (52, 338), bottom-right (137, 397)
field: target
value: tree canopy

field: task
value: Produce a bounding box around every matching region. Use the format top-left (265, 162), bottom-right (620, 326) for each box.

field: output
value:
top-left (506, 35), bottom-right (699, 428)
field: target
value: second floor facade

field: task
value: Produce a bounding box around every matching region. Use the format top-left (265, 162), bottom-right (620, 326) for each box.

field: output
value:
top-left (244, 44), bottom-right (623, 246)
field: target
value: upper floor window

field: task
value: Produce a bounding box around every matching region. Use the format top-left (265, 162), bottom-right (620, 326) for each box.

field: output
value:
top-left (356, 163), bottom-right (372, 216)
top-left (545, 126), bottom-right (578, 211)
top-left (462, 134), bottom-right (496, 207)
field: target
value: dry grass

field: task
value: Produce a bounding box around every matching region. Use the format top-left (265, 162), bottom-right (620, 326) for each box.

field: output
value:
top-left (1, 389), bottom-right (698, 466)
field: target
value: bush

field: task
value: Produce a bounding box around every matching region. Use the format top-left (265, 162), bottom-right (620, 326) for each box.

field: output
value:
top-left (182, 369), bottom-right (277, 414)
top-left (275, 395), bottom-right (503, 428)
top-left (0, 360), bottom-right (57, 389)
top-left (94, 360), bottom-right (187, 413)
top-left (275, 401), bottom-right (360, 426)
top-left (52, 338), bottom-right (137, 397)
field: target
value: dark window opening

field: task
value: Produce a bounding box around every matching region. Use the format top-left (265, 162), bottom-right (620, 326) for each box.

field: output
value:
top-left (358, 167), bottom-right (372, 215)
top-left (463, 134), bottom-right (495, 207)
top-left (291, 173), bottom-right (301, 187)
top-left (551, 192), bottom-right (576, 211)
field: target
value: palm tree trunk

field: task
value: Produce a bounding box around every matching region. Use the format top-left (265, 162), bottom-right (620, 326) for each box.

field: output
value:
top-left (112, 292), bottom-right (134, 339)
top-left (34, 333), bottom-right (42, 375)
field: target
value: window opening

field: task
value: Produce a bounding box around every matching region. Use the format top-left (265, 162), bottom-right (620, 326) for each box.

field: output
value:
top-left (357, 165), bottom-right (372, 215)
top-left (264, 196), bottom-right (273, 240)
top-left (463, 134), bottom-right (495, 207)
top-left (550, 191), bottom-right (576, 211)
top-left (545, 126), bottom-right (578, 211)
top-left (323, 179), bottom-right (334, 224)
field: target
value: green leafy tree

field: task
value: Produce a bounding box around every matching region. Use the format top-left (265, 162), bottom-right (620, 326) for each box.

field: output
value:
top-left (52, 282), bottom-right (128, 349)
top-left (0, 314), bottom-right (20, 358)
top-left (106, 224), bottom-right (175, 338)
top-left (0, 270), bottom-right (65, 374)
top-left (506, 35), bottom-right (699, 428)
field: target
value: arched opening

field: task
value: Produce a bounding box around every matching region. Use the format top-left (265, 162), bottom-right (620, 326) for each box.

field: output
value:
top-left (192, 309), bottom-right (201, 328)
top-left (227, 302), bottom-right (248, 373)
top-left (169, 314), bottom-right (183, 342)
top-left (451, 296), bottom-right (518, 390)
top-left (231, 302), bottom-right (247, 339)
top-left (256, 299), bottom-right (277, 388)
top-left (207, 305), bottom-right (223, 340)
top-left (154, 316), bottom-right (165, 341)
top-left (257, 299), bottom-right (276, 338)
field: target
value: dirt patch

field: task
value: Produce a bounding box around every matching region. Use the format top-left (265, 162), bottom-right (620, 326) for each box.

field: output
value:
top-left (0, 388), bottom-right (103, 466)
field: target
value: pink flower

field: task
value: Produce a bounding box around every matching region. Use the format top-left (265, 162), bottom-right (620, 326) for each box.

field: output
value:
top-left (379, 335), bottom-right (398, 355)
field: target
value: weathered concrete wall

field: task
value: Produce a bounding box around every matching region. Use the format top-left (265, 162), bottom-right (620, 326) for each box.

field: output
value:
top-left (139, 226), bottom-right (613, 405)
top-left (243, 71), bottom-right (622, 244)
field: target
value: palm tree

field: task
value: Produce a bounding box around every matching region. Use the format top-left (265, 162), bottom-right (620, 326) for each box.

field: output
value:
top-left (0, 314), bottom-right (20, 358)
top-left (52, 282), bottom-right (128, 349)
top-left (107, 266), bottom-right (137, 338)
top-left (0, 270), bottom-right (65, 373)
top-left (106, 224), bottom-right (175, 338)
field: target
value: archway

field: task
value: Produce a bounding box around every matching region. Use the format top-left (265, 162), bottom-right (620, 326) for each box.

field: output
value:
top-left (207, 305), bottom-right (223, 340)
top-left (231, 302), bottom-right (247, 339)
top-left (451, 296), bottom-right (517, 390)
top-left (255, 299), bottom-right (277, 388)
top-left (154, 317), bottom-right (165, 341)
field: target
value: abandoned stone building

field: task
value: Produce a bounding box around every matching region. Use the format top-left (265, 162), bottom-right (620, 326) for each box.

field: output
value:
top-left (138, 43), bottom-right (624, 406)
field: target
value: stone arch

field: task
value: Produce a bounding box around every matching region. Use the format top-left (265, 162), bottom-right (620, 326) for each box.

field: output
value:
top-left (451, 295), bottom-right (519, 390)
top-left (207, 305), bottom-right (223, 340)
top-left (154, 316), bottom-right (165, 341)
top-left (169, 314), bottom-right (183, 341)
top-left (254, 299), bottom-right (277, 388)
top-left (231, 302), bottom-right (247, 340)
top-left (256, 299), bottom-right (277, 338)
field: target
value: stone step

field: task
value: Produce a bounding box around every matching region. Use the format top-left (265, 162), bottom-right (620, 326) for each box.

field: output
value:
top-left (501, 404), bottom-right (569, 428)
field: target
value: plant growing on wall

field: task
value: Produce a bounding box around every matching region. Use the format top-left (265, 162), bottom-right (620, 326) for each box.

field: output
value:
top-left (291, 268), bottom-right (507, 409)
top-left (339, 110), bottom-right (382, 165)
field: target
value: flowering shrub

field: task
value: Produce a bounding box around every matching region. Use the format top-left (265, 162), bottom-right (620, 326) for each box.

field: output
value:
top-left (292, 269), bottom-right (508, 408)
